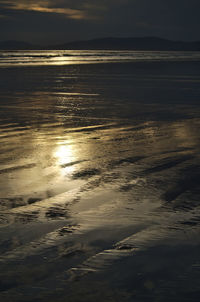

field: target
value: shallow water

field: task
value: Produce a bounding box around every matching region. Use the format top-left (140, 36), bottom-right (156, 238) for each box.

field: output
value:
top-left (0, 55), bottom-right (200, 301)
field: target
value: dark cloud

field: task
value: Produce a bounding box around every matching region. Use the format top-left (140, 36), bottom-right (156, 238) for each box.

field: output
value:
top-left (0, 0), bottom-right (200, 44)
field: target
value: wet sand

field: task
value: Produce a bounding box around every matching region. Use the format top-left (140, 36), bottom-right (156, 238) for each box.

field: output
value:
top-left (0, 61), bottom-right (200, 301)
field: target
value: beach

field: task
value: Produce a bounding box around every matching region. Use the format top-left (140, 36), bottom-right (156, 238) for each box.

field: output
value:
top-left (0, 53), bottom-right (200, 301)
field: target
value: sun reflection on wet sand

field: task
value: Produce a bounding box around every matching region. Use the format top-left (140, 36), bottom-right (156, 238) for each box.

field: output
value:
top-left (1, 60), bottom-right (200, 302)
top-left (54, 143), bottom-right (77, 175)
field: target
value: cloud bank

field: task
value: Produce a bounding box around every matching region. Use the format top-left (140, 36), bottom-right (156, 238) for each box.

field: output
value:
top-left (0, 0), bottom-right (200, 44)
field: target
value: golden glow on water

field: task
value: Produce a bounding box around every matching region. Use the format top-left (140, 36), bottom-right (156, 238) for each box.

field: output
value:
top-left (1, 58), bottom-right (200, 302)
top-left (54, 143), bottom-right (76, 174)
top-left (1, 118), bottom-right (198, 200)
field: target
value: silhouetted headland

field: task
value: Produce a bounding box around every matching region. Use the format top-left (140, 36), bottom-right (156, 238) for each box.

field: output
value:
top-left (0, 40), bottom-right (35, 50)
top-left (0, 37), bottom-right (200, 50)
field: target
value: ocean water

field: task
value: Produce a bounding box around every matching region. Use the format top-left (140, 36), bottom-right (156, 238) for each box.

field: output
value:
top-left (1, 50), bottom-right (200, 67)
top-left (0, 51), bottom-right (200, 301)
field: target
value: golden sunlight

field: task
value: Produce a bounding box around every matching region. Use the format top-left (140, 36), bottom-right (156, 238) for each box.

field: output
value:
top-left (54, 144), bottom-right (76, 175)
top-left (54, 144), bottom-right (74, 165)
top-left (4, 0), bottom-right (86, 19)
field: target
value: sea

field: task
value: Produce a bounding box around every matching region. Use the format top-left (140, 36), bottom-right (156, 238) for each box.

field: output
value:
top-left (0, 50), bottom-right (200, 302)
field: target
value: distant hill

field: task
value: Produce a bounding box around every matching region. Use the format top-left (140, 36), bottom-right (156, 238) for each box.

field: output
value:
top-left (0, 40), bottom-right (36, 50)
top-left (0, 37), bottom-right (200, 50)
top-left (51, 37), bottom-right (200, 51)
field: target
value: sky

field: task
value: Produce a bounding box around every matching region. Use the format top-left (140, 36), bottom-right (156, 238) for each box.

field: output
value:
top-left (0, 0), bottom-right (200, 45)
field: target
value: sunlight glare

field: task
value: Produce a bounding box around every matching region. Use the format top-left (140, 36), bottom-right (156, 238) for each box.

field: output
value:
top-left (54, 144), bottom-right (76, 174)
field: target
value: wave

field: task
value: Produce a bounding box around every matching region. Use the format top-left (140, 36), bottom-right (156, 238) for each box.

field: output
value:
top-left (1, 50), bottom-right (200, 67)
